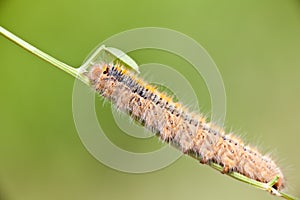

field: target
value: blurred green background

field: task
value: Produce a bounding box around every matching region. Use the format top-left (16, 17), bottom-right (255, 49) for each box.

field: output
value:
top-left (1, 0), bottom-right (300, 199)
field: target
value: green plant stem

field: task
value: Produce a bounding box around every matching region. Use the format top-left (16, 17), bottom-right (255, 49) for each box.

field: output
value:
top-left (0, 25), bottom-right (298, 200)
top-left (0, 26), bottom-right (79, 78)
top-left (188, 151), bottom-right (298, 200)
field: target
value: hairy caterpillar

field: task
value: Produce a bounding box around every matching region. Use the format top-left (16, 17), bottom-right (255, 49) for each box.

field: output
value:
top-left (86, 62), bottom-right (285, 191)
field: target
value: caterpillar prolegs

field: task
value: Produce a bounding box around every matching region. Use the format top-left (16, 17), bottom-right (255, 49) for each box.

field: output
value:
top-left (87, 63), bottom-right (285, 191)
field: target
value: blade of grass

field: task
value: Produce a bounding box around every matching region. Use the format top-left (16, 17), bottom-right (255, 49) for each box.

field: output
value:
top-left (0, 26), bottom-right (86, 82)
top-left (0, 25), bottom-right (298, 200)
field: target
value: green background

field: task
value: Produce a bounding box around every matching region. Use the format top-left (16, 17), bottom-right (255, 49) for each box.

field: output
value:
top-left (1, 0), bottom-right (300, 199)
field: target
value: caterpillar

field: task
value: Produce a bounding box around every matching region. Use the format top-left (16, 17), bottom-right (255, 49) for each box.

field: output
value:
top-left (86, 62), bottom-right (285, 191)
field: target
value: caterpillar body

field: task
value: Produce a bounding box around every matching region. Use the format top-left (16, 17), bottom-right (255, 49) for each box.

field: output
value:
top-left (87, 63), bottom-right (285, 191)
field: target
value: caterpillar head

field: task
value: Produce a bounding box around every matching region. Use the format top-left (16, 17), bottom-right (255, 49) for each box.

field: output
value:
top-left (273, 175), bottom-right (286, 191)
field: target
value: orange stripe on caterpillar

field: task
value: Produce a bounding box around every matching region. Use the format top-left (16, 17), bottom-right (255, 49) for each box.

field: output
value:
top-left (87, 63), bottom-right (285, 191)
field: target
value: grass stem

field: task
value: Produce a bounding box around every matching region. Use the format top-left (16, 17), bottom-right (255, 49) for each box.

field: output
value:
top-left (0, 25), bottom-right (298, 200)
